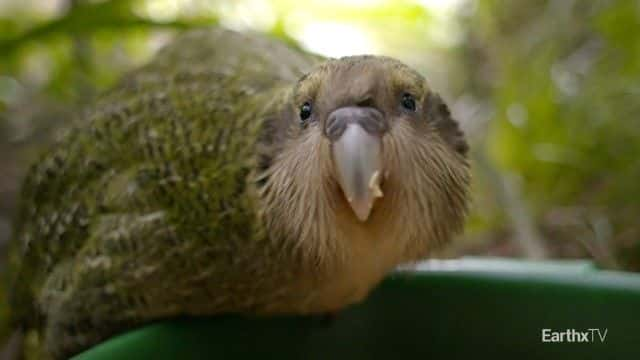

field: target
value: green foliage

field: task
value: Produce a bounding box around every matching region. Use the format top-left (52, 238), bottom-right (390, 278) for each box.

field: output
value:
top-left (466, 0), bottom-right (640, 269)
top-left (0, 0), bottom-right (213, 55)
top-left (0, 0), bottom-right (218, 108)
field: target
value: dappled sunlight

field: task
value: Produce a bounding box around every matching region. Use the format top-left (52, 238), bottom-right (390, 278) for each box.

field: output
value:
top-left (298, 22), bottom-right (378, 58)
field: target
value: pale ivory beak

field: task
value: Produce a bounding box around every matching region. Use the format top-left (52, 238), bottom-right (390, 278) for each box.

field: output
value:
top-left (332, 123), bottom-right (383, 222)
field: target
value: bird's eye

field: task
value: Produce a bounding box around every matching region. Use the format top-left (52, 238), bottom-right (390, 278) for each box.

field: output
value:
top-left (401, 93), bottom-right (417, 112)
top-left (299, 102), bottom-right (312, 122)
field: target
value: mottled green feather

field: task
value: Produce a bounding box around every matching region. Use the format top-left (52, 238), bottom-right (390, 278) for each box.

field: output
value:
top-left (8, 28), bottom-right (319, 359)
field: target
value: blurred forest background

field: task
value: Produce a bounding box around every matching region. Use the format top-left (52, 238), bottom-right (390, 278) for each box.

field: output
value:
top-left (1, 0), bottom-right (640, 341)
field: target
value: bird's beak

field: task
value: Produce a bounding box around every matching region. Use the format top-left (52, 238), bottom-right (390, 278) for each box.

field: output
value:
top-left (332, 123), bottom-right (384, 222)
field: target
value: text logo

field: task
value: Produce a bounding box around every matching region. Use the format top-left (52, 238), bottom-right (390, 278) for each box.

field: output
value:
top-left (541, 328), bottom-right (608, 343)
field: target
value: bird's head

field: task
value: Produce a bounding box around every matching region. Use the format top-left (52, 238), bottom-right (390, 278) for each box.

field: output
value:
top-left (258, 55), bottom-right (470, 265)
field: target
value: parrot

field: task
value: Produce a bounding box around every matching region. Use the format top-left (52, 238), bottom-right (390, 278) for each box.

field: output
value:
top-left (7, 28), bottom-right (470, 359)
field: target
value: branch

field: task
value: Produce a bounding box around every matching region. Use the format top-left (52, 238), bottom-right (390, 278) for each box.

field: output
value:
top-left (473, 148), bottom-right (549, 259)
top-left (0, 0), bottom-right (217, 56)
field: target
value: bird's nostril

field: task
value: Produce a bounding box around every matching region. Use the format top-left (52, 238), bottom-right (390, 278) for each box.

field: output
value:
top-left (325, 106), bottom-right (388, 141)
top-left (326, 113), bottom-right (347, 141)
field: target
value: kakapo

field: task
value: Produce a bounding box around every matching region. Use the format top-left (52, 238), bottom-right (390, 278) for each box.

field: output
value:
top-left (8, 28), bottom-right (470, 358)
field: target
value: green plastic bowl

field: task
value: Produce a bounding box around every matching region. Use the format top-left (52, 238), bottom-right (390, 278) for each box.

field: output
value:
top-left (73, 258), bottom-right (640, 359)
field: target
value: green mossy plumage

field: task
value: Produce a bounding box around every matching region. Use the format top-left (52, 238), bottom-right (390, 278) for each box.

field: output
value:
top-left (9, 28), bottom-right (319, 358)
